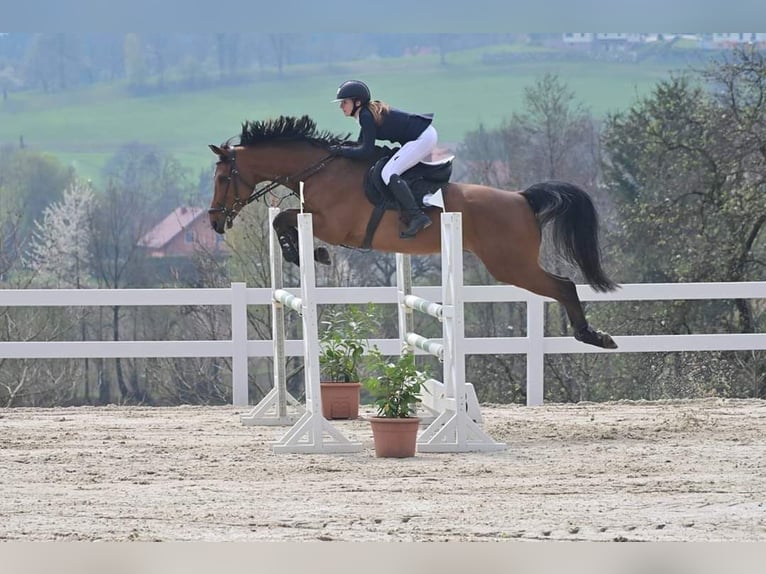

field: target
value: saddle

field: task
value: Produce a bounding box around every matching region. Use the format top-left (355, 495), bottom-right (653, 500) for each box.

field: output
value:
top-left (361, 155), bottom-right (453, 248)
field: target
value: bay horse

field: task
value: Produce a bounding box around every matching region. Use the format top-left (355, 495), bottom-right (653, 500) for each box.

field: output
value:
top-left (208, 115), bottom-right (618, 349)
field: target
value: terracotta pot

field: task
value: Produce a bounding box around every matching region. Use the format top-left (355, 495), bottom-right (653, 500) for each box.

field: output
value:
top-left (320, 382), bottom-right (361, 420)
top-left (369, 416), bottom-right (420, 458)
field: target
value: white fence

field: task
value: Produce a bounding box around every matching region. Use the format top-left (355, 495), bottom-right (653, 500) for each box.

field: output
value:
top-left (2, 282), bottom-right (766, 406)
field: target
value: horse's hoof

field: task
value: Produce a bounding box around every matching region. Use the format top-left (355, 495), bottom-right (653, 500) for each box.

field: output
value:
top-left (601, 333), bottom-right (618, 349)
top-left (314, 247), bottom-right (331, 265)
top-left (278, 234), bottom-right (299, 265)
top-left (575, 325), bottom-right (618, 349)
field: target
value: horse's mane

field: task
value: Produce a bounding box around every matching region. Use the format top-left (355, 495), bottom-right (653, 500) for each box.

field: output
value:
top-left (239, 115), bottom-right (351, 148)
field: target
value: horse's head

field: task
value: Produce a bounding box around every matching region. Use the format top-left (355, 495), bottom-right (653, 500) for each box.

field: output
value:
top-left (208, 144), bottom-right (251, 234)
top-left (209, 116), bottom-right (352, 233)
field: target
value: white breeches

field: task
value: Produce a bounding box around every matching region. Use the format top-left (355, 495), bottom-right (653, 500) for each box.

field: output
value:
top-left (381, 125), bottom-right (438, 184)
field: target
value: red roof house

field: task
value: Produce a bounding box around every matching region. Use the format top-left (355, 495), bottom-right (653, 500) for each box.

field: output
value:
top-left (138, 206), bottom-right (227, 257)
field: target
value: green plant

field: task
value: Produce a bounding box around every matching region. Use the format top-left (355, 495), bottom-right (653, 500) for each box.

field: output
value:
top-left (318, 304), bottom-right (377, 382)
top-left (364, 349), bottom-right (430, 418)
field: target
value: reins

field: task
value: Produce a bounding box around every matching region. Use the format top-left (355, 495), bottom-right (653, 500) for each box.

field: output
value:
top-left (245, 152), bottom-right (337, 205)
top-left (208, 148), bottom-right (337, 226)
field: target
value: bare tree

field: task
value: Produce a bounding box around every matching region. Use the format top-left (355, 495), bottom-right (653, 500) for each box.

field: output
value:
top-left (87, 180), bottom-right (152, 403)
top-left (124, 33), bottom-right (147, 90)
top-left (503, 72), bottom-right (600, 186)
top-left (269, 34), bottom-right (298, 77)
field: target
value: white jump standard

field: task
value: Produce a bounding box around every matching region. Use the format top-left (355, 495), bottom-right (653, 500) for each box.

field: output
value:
top-left (397, 212), bottom-right (506, 453)
top-left (245, 207), bottom-right (362, 453)
top-left (240, 207), bottom-right (305, 427)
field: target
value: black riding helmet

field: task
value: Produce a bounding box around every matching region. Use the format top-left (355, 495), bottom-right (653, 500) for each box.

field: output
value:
top-left (334, 80), bottom-right (371, 104)
top-left (334, 80), bottom-right (371, 116)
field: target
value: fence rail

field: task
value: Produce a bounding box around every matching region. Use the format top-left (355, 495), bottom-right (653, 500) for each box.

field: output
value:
top-left (2, 282), bottom-right (765, 405)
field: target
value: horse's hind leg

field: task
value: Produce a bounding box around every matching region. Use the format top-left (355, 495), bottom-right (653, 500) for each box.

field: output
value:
top-left (491, 263), bottom-right (617, 349)
top-left (272, 209), bottom-right (331, 266)
top-left (523, 269), bottom-right (587, 329)
top-left (537, 270), bottom-right (617, 349)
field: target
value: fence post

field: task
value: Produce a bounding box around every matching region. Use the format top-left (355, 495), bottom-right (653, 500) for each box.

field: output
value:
top-left (231, 281), bottom-right (249, 406)
top-left (526, 295), bottom-right (545, 406)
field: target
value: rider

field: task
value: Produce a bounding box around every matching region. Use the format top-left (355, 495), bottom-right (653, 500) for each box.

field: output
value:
top-left (329, 80), bottom-right (435, 239)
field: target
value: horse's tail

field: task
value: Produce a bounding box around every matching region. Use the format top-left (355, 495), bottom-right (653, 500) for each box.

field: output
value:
top-left (521, 180), bottom-right (618, 292)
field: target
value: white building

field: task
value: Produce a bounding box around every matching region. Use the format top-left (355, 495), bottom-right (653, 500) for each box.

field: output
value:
top-left (712, 33), bottom-right (766, 45)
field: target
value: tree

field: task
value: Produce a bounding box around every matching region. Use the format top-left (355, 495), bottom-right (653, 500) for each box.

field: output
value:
top-left (124, 33), bottom-right (147, 90)
top-left (23, 33), bottom-right (83, 92)
top-left (458, 73), bottom-right (602, 191)
top-left (79, 143), bottom-right (199, 404)
top-left (1, 181), bottom-right (94, 407)
top-left (0, 145), bottom-right (74, 262)
top-left (508, 72), bottom-right (601, 186)
top-left (269, 34), bottom-right (299, 76)
top-left (81, 33), bottom-right (125, 83)
top-left (457, 123), bottom-right (511, 189)
top-left (602, 47), bottom-right (766, 398)
top-left (215, 33), bottom-right (241, 79)
top-left (0, 65), bottom-right (21, 99)
top-left (435, 34), bottom-right (453, 65)
top-left (103, 142), bottom-right (197, 218)
top-left (26, 179), bottom-right (95, 288)
top-left (87, 178), bottom-right (153, 403)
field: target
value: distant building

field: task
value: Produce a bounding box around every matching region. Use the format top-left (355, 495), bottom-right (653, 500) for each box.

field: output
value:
top-left (562, 33), bottom-right (698, 46)
top-left (712, 33), bottom-right (766, 46)
top-left (563, 33), bottom-right (646, 45)
top-left (562, 33), bottom-right (595, 44)
top-left (138, 206), bottom-right (227, 258)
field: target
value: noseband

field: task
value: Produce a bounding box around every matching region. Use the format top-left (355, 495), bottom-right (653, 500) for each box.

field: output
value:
top-left (208, 149), bottom-right (254, 229)
top-left (208, 148), bottom-right (336, 228)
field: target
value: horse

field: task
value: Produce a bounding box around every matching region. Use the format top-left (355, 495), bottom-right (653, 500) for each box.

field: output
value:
top-left (208, 115), bottom-right (619, 349)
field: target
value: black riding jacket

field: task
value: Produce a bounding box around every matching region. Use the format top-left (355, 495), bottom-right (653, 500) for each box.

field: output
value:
top-left (335, 107), bottom-right (434, 160)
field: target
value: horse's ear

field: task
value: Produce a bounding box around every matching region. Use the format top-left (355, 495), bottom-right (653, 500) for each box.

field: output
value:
top-left (209, 144), bottom-right (226, 157)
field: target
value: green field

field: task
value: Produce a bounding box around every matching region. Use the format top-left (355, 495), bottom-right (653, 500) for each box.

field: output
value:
top-left (0, 48), bottom-right (686, 184)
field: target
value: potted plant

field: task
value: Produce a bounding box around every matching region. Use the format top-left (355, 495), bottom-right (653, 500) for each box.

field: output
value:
top-left (318, 304), bottom-right (377, 420)
top-left (364, 349), bottom-right (430, 458)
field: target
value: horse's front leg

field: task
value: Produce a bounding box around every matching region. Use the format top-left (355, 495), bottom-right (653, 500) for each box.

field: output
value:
top-left (272, 209), bottom-right (299, 265)
top-left (272, 209), bottom-right (331, 266)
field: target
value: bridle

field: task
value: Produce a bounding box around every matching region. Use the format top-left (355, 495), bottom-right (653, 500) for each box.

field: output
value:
top-left (208, 147), bottom-right (336, 228)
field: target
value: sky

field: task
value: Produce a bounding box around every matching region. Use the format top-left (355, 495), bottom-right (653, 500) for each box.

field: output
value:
top-left (2, 1), bottom-right (765, 33)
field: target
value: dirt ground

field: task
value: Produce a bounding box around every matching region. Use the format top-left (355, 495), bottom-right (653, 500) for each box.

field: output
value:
top-left (1, 398), bottom-right (765, 542)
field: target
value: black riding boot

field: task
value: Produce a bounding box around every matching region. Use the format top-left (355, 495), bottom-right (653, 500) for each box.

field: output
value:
top-left (387, 174), bottom-right (432, 239)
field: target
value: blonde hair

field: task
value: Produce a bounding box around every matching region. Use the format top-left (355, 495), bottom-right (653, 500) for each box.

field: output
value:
top-left (367, 100), bottom-right (390, 126)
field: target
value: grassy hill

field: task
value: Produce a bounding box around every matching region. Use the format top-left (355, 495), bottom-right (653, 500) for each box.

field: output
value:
top-left (0, 46), bottom-right (693, 185)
